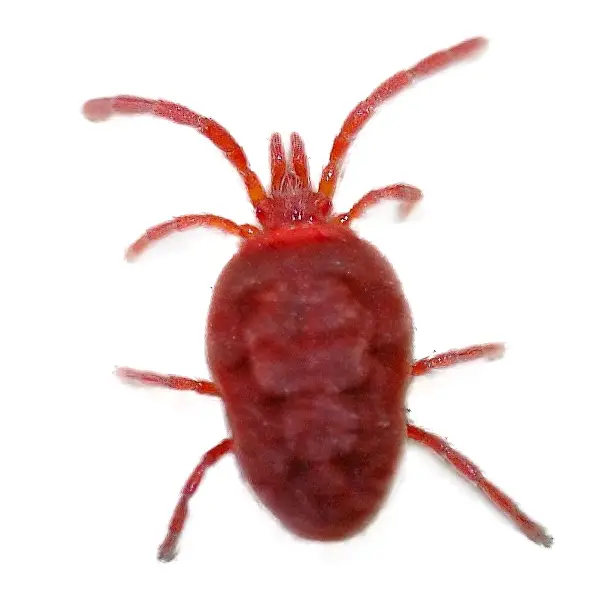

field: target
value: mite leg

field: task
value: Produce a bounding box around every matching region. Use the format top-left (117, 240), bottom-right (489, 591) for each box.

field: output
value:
top-left (158, 438), bottom-right (233, 562)
top-left (407, 423), bottom-right (552, 547)
top-left (116, 367), bottom-right (220, 396)
top-left (125, 214), bottom-right (260, 261)
top-left (412, 343), bottom-right (504, 376)
top-left (82, 96), bottom-right (267, 204)
top-left (335, 184), bottom-right (423, 225)
top-left (319, 37), bottom-right (487, 199)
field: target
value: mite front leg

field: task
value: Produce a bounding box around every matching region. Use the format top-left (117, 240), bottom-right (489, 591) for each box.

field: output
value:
top-left (116, 367), bottom-right (220, 396)
top-left (158, 438), bottom-right (233, 561)
top-left (125, 214), bottom-right (260, 260)
top-left (335, 184), bottom-right (423, 226)
top-left (83, 96), bottom-right (267, 204)
top-left (407, 423), bottom-right (552, 547)
top-left (412, 343), bottom-right (504, 376)
top-left (319, 37), bottom-right (487, 198)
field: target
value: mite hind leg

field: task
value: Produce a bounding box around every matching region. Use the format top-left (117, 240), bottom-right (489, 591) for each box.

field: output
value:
top-left (158, 438), bottom-right (233, 561)
top-left (412, 343), bottom-right (504, 376)
top-left (407, 423), bottom-right (552, 547)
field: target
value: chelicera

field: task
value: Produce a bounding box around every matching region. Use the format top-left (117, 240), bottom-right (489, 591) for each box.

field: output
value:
top-left (84, 37), bottom-right (552, 561)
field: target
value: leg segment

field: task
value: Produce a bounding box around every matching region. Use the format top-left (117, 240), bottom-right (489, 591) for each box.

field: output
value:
top-left (412, 343), bottom-right (505, 376)
top-left (319, 37), bottom-right (487, 199)
top-left (116, 367), bottom-right (220, 396)
top-left (125, 214), bottom-right (260, 260)
top-left (335, 184), bottom-right (422, 225)
top-left (82, 96), bottom-right (267, 205)
top-left (158, 438), bottom-right (233, 562)
top-left (407, 424), bottom-right (552, 547)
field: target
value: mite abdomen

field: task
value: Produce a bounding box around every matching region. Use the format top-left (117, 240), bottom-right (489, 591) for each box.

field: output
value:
top-left (207, 229), bottom-right (413, 539)
top-left (243, 275), bottom-right (374, 395)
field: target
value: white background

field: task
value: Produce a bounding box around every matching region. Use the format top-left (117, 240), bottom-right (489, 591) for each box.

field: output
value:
top-left (1, 1), bottom-right (598, 598)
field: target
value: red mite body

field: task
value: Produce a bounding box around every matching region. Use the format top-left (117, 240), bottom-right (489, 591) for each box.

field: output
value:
top-left (84, 37), bottom-right (553, 561)
top-left (208, 227), bottom-right (413, 539)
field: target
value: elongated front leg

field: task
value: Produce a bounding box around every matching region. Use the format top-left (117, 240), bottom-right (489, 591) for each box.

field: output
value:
top-left (83, 96), bottom-right (267, 204)
top-left (335, 184), bottom-right (422, 225)
top-left (125, 214), bottom-right (260, 260)
top-left (407, 423), bottom-right (552, 547)
top-left (116, 367), bottom-right (220, 396)
top-left (319, 37), bottom-right (487, 198)
top-left (158, 438), bottom-right (233, 561)
top-left (412, 343), bottom-right (504, 376)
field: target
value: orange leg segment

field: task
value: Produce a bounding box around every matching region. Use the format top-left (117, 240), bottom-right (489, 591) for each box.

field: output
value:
top-left (407, 424), bottom-right (552, 547)
top-left (319, 37), bottom-right (487, 199)
top-left (82, 95), bottom-right (267, 205)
